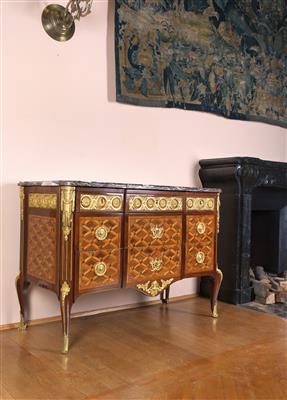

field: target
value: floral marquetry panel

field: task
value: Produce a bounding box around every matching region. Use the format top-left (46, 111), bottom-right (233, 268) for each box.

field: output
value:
top-left (126, 246), bottom-right (181, 285)
top-left (185, 215), bottom-right (215, 274)
top-left (27, 215), bottom-right (57, 284)
top-left (79, 250), bottom-right (120, 291)
top-left (127, 215), bottom-right (182, 249)
top-left (79, 216), bottom-right (122, 252)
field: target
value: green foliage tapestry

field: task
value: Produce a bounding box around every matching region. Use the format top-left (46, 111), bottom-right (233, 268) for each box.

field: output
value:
top-left (115, 0), bottom-right (287, 128)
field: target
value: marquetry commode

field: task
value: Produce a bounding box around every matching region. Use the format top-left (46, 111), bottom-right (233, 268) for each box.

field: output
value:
top-left (16, 181), bottom-right (223, 353)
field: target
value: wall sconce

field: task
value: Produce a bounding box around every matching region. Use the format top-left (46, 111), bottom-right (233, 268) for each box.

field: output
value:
top-left (42, 0), bottom-right (93, 42)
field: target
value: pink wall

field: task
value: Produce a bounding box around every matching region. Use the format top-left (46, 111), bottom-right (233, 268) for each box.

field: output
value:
top-left (1, 1), bottom-right (286, 325)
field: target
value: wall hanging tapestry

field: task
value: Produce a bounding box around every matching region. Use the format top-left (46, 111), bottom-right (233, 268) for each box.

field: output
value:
top-left (115, 0), bottom-right (287, 128)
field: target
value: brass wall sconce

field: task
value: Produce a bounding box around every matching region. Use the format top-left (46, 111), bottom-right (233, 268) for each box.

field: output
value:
top-left (42, 0), bottom-right (93, 42)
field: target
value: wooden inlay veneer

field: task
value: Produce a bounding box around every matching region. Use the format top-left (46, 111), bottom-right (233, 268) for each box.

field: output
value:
top-left (16, 181), bottom-right (222, 353)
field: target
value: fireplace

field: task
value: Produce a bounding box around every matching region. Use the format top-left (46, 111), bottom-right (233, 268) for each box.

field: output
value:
top-left (199, 157), bottom-right (287, 304)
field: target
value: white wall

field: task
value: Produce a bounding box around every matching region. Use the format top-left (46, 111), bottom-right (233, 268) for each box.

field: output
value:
top-left (1, 1), bottom-right (286, 325)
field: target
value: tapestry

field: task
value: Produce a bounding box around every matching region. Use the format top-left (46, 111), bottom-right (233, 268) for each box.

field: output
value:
top-left (115, 1), bottom-right (287, 128)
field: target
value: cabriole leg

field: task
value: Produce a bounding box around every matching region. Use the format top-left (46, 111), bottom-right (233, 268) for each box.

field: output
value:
top-left (211, 267), bottom-right (223, 318)
top-left (15, 274), bottom-right (30, 330)
top-left (60, 281), bottom-right (72, 354)
top-left (160, 286), bottom-right (170, 304)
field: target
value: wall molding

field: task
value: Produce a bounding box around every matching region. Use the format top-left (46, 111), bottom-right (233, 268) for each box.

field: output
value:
top-left (1, 293), bottom-right (197, 331)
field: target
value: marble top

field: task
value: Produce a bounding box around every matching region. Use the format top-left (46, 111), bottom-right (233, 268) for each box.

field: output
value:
top-left (18, 181), bottom-right (221, 193)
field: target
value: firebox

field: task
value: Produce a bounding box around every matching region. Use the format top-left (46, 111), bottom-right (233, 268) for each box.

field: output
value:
top-left (199, 157), bottom-right (287, 304)
top-left (251, 187), bottom-right (287, 275)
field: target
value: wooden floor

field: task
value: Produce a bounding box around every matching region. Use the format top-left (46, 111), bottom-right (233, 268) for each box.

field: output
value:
top-left (1, 297), bottom-right (287, 400)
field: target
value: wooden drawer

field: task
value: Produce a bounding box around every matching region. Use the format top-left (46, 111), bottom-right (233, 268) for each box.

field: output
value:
top-left (127, 194), bottom-right (183, 213)
top-left (127, 215), bottom-right (182, 248)
top-left (79, 250), bottom-right (121, 291)
top-left (186, 214), bottom-right (215, 243)
top-left (185, 244), bottom-right (214, 273)
top-left (186, 195), bottom-right (216, 212)
top-left (126, 246), bottom-right (181, 285)
top-left (185, 214), bottom-right (215, 274)
top-left (78, 191), bottom-right (124, 212)
top-left (79, 216), bottom-right (122, 252)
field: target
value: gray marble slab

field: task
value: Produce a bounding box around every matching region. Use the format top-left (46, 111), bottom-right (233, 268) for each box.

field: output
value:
top-left (18, 181), bottom-right (221, 193)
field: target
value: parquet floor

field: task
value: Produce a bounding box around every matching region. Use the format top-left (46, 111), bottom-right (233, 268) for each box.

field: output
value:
top-left (1, 297), bottom-right (286, 400)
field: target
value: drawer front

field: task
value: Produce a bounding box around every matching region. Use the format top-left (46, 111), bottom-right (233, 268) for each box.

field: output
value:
top-left (126, 246), bottom-right (181, 285)
top-left (186, 196), bottom-right (216, 212)
top-left (186, 214), bottom-right (215, 243)
top-left (185, 214), bottom-right (215, 274)
top-left (127, 215), bottom-right (182, 248)
top-left (79, 216), bottom-right (121, 252)
top-left (127, 195), bottom-right (183, 212)
top-left (79, 193), bottom-right (124, 212)
top-left (79, 250), bottom-right (120, 291)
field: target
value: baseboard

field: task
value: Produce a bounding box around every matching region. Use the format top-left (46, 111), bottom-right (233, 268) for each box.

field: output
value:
top-left (0, 293), bottom-right (198, 331)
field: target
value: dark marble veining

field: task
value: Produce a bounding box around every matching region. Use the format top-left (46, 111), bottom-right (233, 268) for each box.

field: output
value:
top-left (18, 181), bottom-right (221, 193)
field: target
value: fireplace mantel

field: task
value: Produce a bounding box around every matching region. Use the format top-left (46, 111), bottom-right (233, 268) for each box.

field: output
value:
top-left (199, 157), bottom-right (287, 304)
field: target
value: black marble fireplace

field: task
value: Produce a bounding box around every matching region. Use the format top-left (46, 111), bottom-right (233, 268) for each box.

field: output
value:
top-left (199, 157), bottom-right (287, 304)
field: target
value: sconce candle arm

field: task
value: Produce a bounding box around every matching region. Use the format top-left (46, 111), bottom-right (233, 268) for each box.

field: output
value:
top-left (42, 0), bottom-right (93, 42)
top-left (65, 0), bottom-right (93, 21)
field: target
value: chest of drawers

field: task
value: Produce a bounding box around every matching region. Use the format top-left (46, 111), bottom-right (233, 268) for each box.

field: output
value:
top-left (16, 181), bottom-right (222, 353)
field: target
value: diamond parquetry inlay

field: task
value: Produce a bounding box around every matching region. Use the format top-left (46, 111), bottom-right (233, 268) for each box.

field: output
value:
top-left (27, 215), bottom-right (57, 284)
top-left (127, 215), bottom-right (182, 285)
top-left (185, 214), bottom-right (215, 273)
top-left (79, 216), bottom-right (121, 291)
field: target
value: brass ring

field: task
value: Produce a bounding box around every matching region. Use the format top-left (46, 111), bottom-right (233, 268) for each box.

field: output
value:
top-left (187, 198), bottom-right (193, 209)
top-left (196, 251), bottom-right (205, 264)
top-left (133, 197), bottom-right (142, 209)
top-left (207, 199), bottom-right (214, 209)
top-left (196, 222), bottom-right (206, 235)
top-left (95, 226), bottom-right (108, 241)
top-left (81, 195), bottom-right (91, 208)
top-left (93, 262), bottom-right (107, 277)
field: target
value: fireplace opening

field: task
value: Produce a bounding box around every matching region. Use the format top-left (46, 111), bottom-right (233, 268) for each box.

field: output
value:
top-left (249, 187), bottom-right (287, 310)
top-left (251, 187), bottom-right (287, 276)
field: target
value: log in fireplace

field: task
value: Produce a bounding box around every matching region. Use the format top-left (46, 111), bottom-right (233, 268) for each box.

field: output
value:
top-left (199, 157), bottom-right (287, 304)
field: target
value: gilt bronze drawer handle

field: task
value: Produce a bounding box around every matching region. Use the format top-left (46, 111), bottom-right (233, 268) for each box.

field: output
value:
top-left (95, 226), bottom-right (108, 241)
top-left (93, 262), bottom-right (107, 277)
top-left (150, 225), bottom-right (164, 239)
top-left (196, 251), bottom-right (205, 264)
top-left (149, 258), bottom-right (163, 272)
top-left (196, 222), bottom-right (206, 234)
